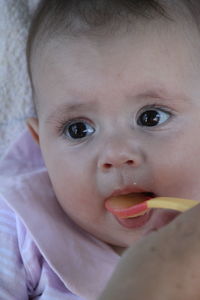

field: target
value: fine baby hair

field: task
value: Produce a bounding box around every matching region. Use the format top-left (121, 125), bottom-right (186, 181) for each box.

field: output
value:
top-left (26, 0), bottom-right (200, 115)
top-left (26, 0), bottom-right (166, 114)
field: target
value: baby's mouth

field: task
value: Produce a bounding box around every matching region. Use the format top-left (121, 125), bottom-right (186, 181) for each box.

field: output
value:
top-left (105, 192), bottom-right (156, 219)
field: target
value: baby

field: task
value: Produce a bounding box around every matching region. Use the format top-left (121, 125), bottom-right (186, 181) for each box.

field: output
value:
top-left (1, 0), bottom-right (200, 299)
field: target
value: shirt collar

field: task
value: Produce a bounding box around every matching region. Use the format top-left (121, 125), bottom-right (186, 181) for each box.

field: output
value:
top-left (0, 130), bottom-right (119, 299)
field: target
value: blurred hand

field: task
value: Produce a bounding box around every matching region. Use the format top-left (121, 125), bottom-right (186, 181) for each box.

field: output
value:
top-left (99, 204), bottom-right (200, 300)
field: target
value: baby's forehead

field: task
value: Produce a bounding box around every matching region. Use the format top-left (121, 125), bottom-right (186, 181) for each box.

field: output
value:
top-left (30, 4), bottom-right (200, 112)
top-left (32, 17), bottom-right (200, 102)
top-left (30, 1), bottom-right (199, 66)
top-left (27, 1), bottom-right (200, 117)
top-left (32, 9), bottom-right (199, 67)
top-left (28, 3), bottom-right (200, 93)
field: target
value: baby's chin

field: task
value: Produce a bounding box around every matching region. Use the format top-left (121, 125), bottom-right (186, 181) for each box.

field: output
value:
top-left (103, 232), bottom-right (144, 254)
top-left (107, 234), bottom-right (144, 255)
top-left (110, 245), bottom-right (127, 256)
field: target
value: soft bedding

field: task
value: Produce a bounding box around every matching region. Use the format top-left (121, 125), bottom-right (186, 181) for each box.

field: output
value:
top-left (0, 0), bottom-right (40, 158)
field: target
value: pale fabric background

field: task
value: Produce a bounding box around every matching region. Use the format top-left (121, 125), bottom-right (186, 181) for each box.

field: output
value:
top-left (0, 0), bottom-right (40, 159)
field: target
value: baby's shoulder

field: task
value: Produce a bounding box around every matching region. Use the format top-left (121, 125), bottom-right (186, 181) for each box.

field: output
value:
top-left (0, 192), bottom-right (41, 257)
top-left (0, 193), bottom-right (17, 235)
top-left (0, 194), bottom-right (43, 290)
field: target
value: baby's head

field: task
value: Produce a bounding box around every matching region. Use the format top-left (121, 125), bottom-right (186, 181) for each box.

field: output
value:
top-left (27, 0), bottom-right (200, 253)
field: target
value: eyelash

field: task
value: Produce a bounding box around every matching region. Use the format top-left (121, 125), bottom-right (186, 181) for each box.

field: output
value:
top-left (55, 117), bottom-right (95, 138)
top-left (139, 103), bottom-right (172, 113)
top-left (55, 104), bottom-right (174, 136)
top-left (55, 118), bottom-right (70, 136)
top-left (137, 103), bottom-right (173, 125)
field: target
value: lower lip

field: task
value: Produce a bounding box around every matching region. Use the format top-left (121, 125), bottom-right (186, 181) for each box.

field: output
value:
top-left (115, 209), bottom-right (153, 229)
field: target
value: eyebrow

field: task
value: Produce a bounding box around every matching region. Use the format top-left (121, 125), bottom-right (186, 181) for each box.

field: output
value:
top-left (45, 87), bottom-right (189, 124)
top-left (136, 87), bottom-right (189, 103)
top-left (45, 101), bottom-right (98, 124)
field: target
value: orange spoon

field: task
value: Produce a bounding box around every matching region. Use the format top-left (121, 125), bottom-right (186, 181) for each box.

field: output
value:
top-left (105, 196), bottom-right (199, 219)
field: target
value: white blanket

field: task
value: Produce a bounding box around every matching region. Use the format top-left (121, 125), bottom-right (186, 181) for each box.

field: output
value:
top-left (0, 0), bottom-right (40, 158)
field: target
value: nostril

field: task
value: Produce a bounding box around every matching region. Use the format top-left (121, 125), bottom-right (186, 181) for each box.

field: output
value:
top-left (102, 160), bottom-right (134, 169)
top-left (127, 160), bottom-right (134, 165)
top-left (104, 163), bottom-right (112, 169)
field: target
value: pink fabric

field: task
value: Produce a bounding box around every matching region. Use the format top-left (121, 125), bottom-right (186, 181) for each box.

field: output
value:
top-left (0, 130), bottom-right (119, 299)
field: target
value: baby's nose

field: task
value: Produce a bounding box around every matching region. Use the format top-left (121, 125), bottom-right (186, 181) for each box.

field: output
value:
top-left (98, 141), bottom-right (144, 171)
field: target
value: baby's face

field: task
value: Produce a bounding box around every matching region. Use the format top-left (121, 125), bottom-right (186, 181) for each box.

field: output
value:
top-left (28, 16), bottom-right (200, 251)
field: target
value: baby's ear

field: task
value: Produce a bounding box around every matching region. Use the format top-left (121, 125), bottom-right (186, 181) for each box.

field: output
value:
top-left (26, 117), bottom-right (40, 145)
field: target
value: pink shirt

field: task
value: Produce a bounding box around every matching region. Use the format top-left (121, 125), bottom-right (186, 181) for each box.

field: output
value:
top-left (0, 130), bottom-right (119, 299)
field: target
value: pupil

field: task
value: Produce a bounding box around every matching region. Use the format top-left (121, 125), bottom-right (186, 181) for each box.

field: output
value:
top-left (69, 122), bottom-right (87, 138)
top-left (140, 110), bottom-right (160, 126)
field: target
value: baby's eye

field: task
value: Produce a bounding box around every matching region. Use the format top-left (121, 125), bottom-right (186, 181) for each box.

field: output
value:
top-left (64, 120), bottom-right (95, 140)
top-left (137, 108), bottom-right (171, 127)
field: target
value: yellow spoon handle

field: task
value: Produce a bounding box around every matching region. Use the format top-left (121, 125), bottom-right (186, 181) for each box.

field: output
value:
top-left (148, 197), bottom-right (199, 212)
